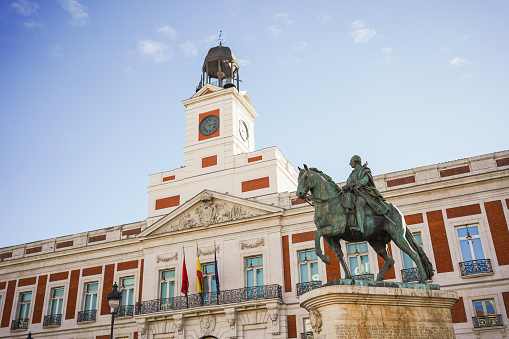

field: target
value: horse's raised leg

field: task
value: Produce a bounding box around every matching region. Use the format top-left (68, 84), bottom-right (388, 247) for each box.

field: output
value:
top-left (314, 223), bottom-right (343, 265)
top-left (390, 232), bottom-right (427, 283)
top-left (369, 240), bottom-right (395, 281)
top-left (323, 236), bottom-right (351, 279)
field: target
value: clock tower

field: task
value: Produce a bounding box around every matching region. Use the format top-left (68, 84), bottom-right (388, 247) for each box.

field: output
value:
top-left (147, 44), bottom-right (298, 218)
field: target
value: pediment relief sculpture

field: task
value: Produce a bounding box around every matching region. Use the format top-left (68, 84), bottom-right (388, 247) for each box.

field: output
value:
top-left (155, 199), bottom-right (262, 234)
top-left (240, 238), bottom-right (265, 250)
top-left (156, 252), bottom-right (178, 263)
top-left (198, 245), bottom-right (220, 256)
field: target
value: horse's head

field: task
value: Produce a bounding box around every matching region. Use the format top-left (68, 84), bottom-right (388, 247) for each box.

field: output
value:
top-left (296, 164), bottom-right (314, 199)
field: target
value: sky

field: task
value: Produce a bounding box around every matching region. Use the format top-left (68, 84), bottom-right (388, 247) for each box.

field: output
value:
top-left (1, 0), bottom-right (508, 248)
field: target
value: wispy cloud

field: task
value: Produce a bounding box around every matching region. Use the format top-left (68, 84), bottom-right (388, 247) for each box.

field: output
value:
top-left (266, 25), bottom-right (282, 38)
top-left (137, 40), bottom-right (174, 63)
top-left (372, 47), bottom-right (395, 66)
top-left (156, 25), bottom-right (177, 39)
top-left (293, 41), bottom-right (308, 52)
top-left (49, 45), bottom-right (64, 59)
top-left (276, 55), bottom-right (302, 66)
top-left (11, 0), bottom-right (38, 16)
top-left (349, 20), bottom-right (377, 44)
top-left (450, 57), bottom-right (473, 67)
top-left (179, 41), bottom-right (198, 58)
top-left (58, 0), bottom-right (88, 26)
top-left (23, 20), bottom-right (42, 28)
top-left (460, 73), bottom-right (475, 80)
top-left (438, 47), bottom-right (451, 56)
top-left (238, 59), bottom-right (251, 67)
top-left (274, 13), bottom-right (293, 26)
top-left (317, 12), bottom-right (333, 24)
top-left (461, 35), bottom-right (469, 40)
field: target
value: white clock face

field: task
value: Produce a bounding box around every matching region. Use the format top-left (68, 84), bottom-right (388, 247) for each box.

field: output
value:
top-left (239, 120), bottom-right (249, 141)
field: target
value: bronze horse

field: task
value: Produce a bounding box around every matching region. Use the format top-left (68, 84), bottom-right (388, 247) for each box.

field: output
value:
top-left (296, 165), bottom-right (434, 283)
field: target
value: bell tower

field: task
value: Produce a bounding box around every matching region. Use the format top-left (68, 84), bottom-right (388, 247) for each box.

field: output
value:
top-left (147, 43), bottom-right (298, 218)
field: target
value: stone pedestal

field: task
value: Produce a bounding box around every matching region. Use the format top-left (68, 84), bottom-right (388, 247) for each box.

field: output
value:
top-left (300, 280), bottom-right (458, 339)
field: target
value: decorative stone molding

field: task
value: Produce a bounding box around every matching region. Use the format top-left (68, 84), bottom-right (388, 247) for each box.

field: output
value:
top-left (240, 238), bottom-right (265, 250)
top-left (198, 245), bottom-right (220, 256)
top-left (266, 302), bottom-right (280, 335)
top-left (224, 307), bottom-right (237, 338)
top-left (136, 319), bottom-right (148, 339)
top-left (200, 315), bottom-right (216, 336)
top-left (173, 314), bottom-right (184, 335)
top-left (156, 252), bottom-right (178, 263)
top-left (309, 306), bottom-right (322, 334)
top-left (156, 200), bottom-right (261, 234)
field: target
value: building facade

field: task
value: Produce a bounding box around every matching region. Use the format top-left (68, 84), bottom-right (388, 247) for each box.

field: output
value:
top-left (1, 45), bottom-right (508, 339)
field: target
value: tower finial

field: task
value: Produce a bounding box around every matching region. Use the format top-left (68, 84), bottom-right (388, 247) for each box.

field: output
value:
top-left (218, 30), bottom-right (224, 46)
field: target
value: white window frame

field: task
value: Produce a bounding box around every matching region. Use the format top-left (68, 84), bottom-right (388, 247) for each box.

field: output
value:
top-left (244, 255), bottom-right (264, 288)
top-left (297, 249), bottom-right (319, 283)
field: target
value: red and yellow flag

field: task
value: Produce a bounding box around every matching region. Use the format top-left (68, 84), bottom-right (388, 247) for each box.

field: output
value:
top-left (196, 250), bottom-right (203, 293)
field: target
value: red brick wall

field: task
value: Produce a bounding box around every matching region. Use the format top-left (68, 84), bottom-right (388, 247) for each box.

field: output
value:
top-left (291, 198), bottom-right (307, 205)
top-left (32, 275), bottom-right (48, 324)
top-left (155, 195), bottom-right (180, 210)
top-left (248, 155), bottom-right (262, 163)
top-left (502, 291), bottom-right (509, 318)
top-left (65, 269), bottom-right (80, 320)
top-left (198, 109), bottom-right (220, 141)
top-left (82, 266), bottom-right (102, 277)
top-left (138, 259), bottom-right (144, 303)
top-left (1, 280), bottom-right (16, 327)
top-left (241, 177), bottom-right (270, 192)
top-left (26, 246), bottom-right (42, 254)
top-left (134, 332), bottom-right (139, 339)
top-left (96, 335), bottom-right (110, 339)
top-left (451, 297), bottom-right (467, 323)
top-left (324, 242), bottom-right (341, 280)
top-left (440, 165), bottom-right (470, 178)
top-left (101, 264), bottom-right (115, 315)
top-left (202, 155), bottom-right (218, 168)
top-left (496, 158), bottom-right (509, 167)
top-left (162, 175), bottom-right (175, 182)
top-left (0, 252), bottom-right (12, 259)
top-left (122, 228), bottom-right (141, 236)
top-left (485, 200), bottom-right (509, 265)
top-left (89, 234), bottom-right (106, 243)
top-left (0, 282), bottom-right (5, 289)
top-left (386, 175), bottom-right (415, 187)
top-left (426, 210), bottom-right (454, 273)
top-left (18, 277), bottom-right (37, 286)
top-left (50, 271), bottom-right (69, 282)
top-left (56, 240), bottom-right (74, 249)
top-left (287, 314), bottom-right (297, 338)
top-left (282, 236), bottom-right (292, 292)
top-left (377, 243), bottom-right (396, 279)
top-left (404, 213), bottom-right (423, 225)
top-left (117, 260), bottom-right (138, 271)
top-left (446, 204), bottom-right (481, 219)
top-left (292, 231), bottom-right (314, 244)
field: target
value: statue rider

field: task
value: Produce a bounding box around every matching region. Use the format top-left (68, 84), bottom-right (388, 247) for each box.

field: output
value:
top-left (341, 155), bottom-right (389, 234)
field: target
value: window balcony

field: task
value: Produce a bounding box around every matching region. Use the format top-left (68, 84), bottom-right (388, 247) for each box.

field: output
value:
top-left (11, 318), bottom-right (29, 331)
top-left (135, 284), bottom-right (282, 315)
top-left (115, 305), bottom-right (134, 318)
top-left (296, 281), bottom-right (322, 296)
top-left (401, 267), bottom-right (421, 283)
top-left (77, 310), bottom-right (96, 323)
top-left (459, 259), bottom-right (493, 277)
top-left (43, 314), bottom-right (62, 327)
top-left (473, 314), bottom-right (503, 328)
top-left (351, 274), bottom-right (374, 281)
top-left (301, 331), bottom-right (314, 339)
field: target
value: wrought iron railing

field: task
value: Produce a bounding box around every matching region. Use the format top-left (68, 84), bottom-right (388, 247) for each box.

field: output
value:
top-left (43, 314), bottom-right (62, 326)
top-left (115, 305), bottom-right (134, 318)
top-left (135, 284), bottom-right (282, 315)
top-left (296, 281), bottom-right (322, 296)
top-left (11, 318), bottom-right (29, 330)
top-left (301, 331), bottom-right (314, 339)
top-left (77, 310), bottom-right (96, 323)
top-left (401, 267), bottom-right (421, 283)
top-left (459, 259), bottom-right (493, 276)
top-left (473, 314), bottom-right (503, 328)
top-left (351, 274), bottom-right (374, 280)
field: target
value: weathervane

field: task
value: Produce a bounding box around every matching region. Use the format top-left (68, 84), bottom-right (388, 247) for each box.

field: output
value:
top-left (218, 30), bottom-right (225, 46)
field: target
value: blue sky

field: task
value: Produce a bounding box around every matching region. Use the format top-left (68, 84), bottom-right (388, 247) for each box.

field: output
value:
top-left (1, 0), bottom-right (508, 248)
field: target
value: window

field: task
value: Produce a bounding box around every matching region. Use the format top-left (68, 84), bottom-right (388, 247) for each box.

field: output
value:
top-left (457, 225), bottom-right (485, 261)
top-left (78, 282), bottom-right (98, 323)
top-left (472, 299), bottom-right (503, 328)
top-left (160, 270), bottom-right (176, 300)
top-left (202, 263), bottom-right (218, 304)
top-left (246, 256), bottom-right (263, 298)
top-left (303, 317), bottom-right (313, 336)
top-left (18, 292), bottom-right (32, 320)
top-left (298, 250), bottom-right (319, 283)
top-left (347, 242), bottom-right (370, 278)
top-left (50, 287), bottom-right (64, 316)
top-left (119, 277), bottom-right (134, 317)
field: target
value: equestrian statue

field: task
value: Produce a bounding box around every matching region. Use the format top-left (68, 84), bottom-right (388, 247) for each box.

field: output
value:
top-left (296, 156), bottom-right (434, 283)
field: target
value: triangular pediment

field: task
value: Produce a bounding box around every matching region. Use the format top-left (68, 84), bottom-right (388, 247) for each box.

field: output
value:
top-left (192, 83), bottom-right (222, 98)
top-left (139, 190), bottom-right (283, 237)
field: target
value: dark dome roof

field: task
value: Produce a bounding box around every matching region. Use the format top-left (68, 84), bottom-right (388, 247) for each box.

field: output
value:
top-left (202, 45), bottom-right (239, 77)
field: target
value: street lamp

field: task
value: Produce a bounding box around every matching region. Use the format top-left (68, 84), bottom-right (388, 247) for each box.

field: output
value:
top-left (26, 332), bottom-right (32, 339)
top-left (107, 282), bottom-right (122, 339)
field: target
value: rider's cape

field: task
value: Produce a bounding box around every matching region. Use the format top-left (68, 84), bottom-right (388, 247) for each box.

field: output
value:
top-left (347, 165), bottom-right (389, 216)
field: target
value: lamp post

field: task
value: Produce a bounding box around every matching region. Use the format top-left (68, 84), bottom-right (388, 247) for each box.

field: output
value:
top-left (107, 282), bottom-right (122, 339)
top-left (26, 332), bottom-right (32, 339)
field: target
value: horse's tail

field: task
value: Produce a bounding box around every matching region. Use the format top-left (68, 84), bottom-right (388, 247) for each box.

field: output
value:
top-left (405, 226), bottom-right (435, 280)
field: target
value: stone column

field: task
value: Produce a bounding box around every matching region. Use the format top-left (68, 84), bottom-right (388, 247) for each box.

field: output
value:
top-left (300, 284), bottom-right (458, 339)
